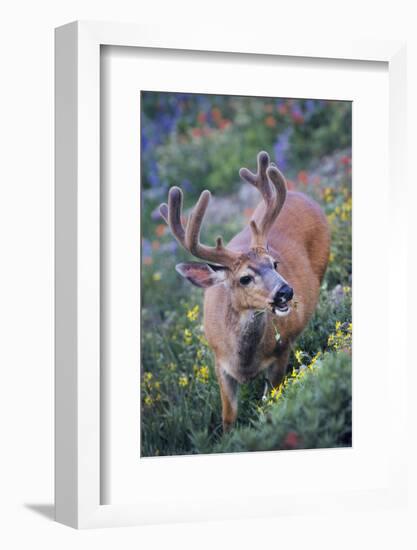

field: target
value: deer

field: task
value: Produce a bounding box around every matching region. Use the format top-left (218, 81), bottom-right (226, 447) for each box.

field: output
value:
top-left (159, 151), bottom-right (330, 431)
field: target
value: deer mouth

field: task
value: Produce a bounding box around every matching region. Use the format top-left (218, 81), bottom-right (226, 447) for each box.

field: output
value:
top-left (271, 302), bottom-right (291, 317)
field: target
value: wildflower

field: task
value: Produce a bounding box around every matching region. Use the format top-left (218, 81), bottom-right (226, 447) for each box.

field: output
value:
top-left (144, 395), bottom-right (153, 406)
top-left (273, 127), bottom-right (292, 172)
top-left (265, 115), bottom-right (276, 128)
top-left (178, 375), bottom-right (189, 387)
top-left (339, 155), bottom-right (351, 166)
top-left (144, 372), bottom-right (153, 383)
top-left (295, 349), bottom-right (304, 365)
top-left (327, 212), bottom-right (336, 225)
top-left (283, 431), bottom-right (299, 449)
top-left (196, 349), bottom-right (203, 360)
top-left (183, 328), bottom-right (192, 345)
top-left (197, 111), bottom-right (206, 125)
top-left (198, 334), bottom-right (208, 346)
top-left (211, 107), bottom-right (222, 123)
top-left (143, 256), bottom-right (153, 266)
top-left (155, 224), bottom-right (166, 237)
top-left (271, 384), bottom-right (283, 401)
top-left (309, 351), bottom-right (321, 369)
top-left (152, 272), bottom-right (162, 282)
top-left (151, 240), bottom-right (160, 250)
top-left (278, 102), bottom-right (289, 115)
top-left (297, 170), bottom-right (308, 185)
top-left (186, 305), bottom-right (200, 322)
top-left (196, 365), bottom-right (209, 384)
top-left (219, 119), bottom-right (231, 130)
top-left (323, 187), bottom-right (334, 203)
top-left (327, 321), bottom-right (352, 351)
top-left (290, 104), bottom-right (304, 124)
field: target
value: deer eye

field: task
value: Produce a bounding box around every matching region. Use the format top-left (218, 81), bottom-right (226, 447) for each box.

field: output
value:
top-left (273, 261), bottom-right (278, 269)
top-left (239, 275), bottom-right (253, 286)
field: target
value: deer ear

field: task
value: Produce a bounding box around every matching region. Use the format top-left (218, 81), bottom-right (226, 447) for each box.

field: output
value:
top-left (175, 262), bottom-right (228, 288)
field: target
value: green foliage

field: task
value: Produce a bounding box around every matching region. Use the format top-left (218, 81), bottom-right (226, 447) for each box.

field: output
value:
top-left (200, 351), bottom-right (352, 454)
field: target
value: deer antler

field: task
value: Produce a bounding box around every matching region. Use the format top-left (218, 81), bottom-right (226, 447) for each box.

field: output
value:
top-left (239, 151), bottom-right (287, 249)
top-left (159, 186), bottom-right (240, 268)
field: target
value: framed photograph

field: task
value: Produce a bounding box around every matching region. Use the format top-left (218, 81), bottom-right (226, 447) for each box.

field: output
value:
top-left (55, 21), bottom-right (407, 528)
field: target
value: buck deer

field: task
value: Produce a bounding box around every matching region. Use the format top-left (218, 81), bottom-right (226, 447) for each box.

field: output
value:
top-left (159, 151), bottom-right (330, 431)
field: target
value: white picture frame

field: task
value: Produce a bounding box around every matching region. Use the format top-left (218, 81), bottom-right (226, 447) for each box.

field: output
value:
top-left (55, 20), bottom-right (407, 529)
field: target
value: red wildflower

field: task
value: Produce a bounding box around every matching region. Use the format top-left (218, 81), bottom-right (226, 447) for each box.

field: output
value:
top-left (298, 170), bottom-right (309, 185)
top-left (151, 240), bottom-right (160, 250)
top-left (155, 224), bottom-right (166, 237)
top-left (219, 119), bottom-right (231, 130)
top-left (197, 112), bottom-right (206, 125)
top-left (283, 431), bottom-right (299, 449)
top-left (211, 107), bottom-right (222, 123)
top-left (339, 155), bottom-right (351, 166)
top-left (191, 128), bottom-right (202, 138)
top-left (278, 103), bottom-right (289, 115)
top-left (265, 115), bottom-right (276, 128)
top-left (291, 112), bottom-right (305, 124)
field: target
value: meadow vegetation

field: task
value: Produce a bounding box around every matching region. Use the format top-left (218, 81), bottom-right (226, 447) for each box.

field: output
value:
top-left (141, 93), bottom-right (352, 456)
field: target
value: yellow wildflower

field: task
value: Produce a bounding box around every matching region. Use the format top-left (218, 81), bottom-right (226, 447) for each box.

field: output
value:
top-left (152, 271), bottom-right (162, 281)
top-left (197, 332), bottom-right (208, 346)
top-left (186, 304), bottom-right (200, 322)
top-left (183, 328), bottom-right (192, 345)
top-left (144, 395), bottom-right (153, 406)
top-left (295, 349), bottom-right (303, 365)
top-left (271, 384), bottom-right (283, 401)
top-left (323, 187), bottom-right (334, 203)
top-left (178, 375), bottom-right (189, 387)
top-left (309, 351), bottom-right (321, 368)
top-left (196, 365), bottom-right (209, 383)
top-left (327, 321), bottom-right (352, 351)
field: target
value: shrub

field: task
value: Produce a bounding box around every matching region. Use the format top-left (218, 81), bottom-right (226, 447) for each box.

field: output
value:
top-left (194, 351), bottom-right (352, 454)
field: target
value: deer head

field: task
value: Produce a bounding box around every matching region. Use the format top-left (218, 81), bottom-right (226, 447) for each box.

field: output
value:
top-left (159, 151), bottom-right (294, 316)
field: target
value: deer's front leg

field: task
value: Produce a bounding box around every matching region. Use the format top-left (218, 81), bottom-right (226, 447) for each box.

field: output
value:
top-left (267, 343), bottom-right (291, 388)
top-left (215, 361), bottom-right (239, 433)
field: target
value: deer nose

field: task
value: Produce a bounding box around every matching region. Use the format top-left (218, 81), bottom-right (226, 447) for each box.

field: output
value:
top-left (274, 284), bottom-right (293, 304)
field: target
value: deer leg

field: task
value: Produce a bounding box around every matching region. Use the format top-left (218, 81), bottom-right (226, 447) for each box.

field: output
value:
top-left (215, 362), bottom-right (239, 433)
top-left (267, 344), bottom-right (291, 388)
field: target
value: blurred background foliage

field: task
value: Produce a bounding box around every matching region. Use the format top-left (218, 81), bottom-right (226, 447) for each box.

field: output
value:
top-left (140, 91), bottom-right (352, 457)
